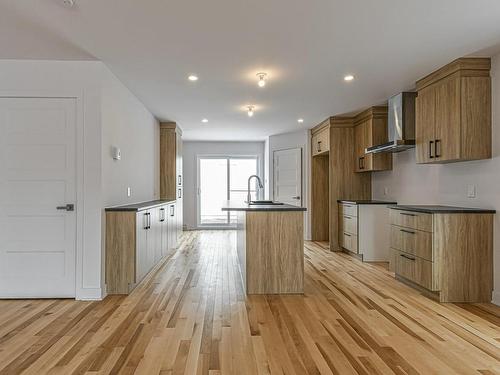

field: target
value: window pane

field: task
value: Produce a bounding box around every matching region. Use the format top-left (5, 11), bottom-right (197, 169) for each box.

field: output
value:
top-left (200, 158), bottom-right (228, 225)
top-left (229, 158), bottom-right (258, 195)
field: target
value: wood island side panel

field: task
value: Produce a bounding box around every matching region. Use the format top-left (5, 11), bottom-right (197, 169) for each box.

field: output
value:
top-left (105, 211), bottom-right (137, 294)
top-left (245, 211), bottom-right (304, 294)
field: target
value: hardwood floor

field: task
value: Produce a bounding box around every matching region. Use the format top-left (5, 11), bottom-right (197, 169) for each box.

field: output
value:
top-left (0, 231), bottom-right (499, 374)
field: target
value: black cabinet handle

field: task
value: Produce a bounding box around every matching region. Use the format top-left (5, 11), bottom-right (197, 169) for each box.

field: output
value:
top-left (429, 140), bottom-right (434, 159)
top-left (160, 208), bottom-right (165, 222)
top-left (178, 188), bottom-right (182, 199)
top-left (400, 229), bottom-right (415, 235)
top-left (170, 205), bottom-right (175, 217)
top-left (400, 212), bottom-right (417, 217)
top-left (317, 140), bottom-right (322, 152)
top-left (344, 216), bottom-right (351, 220)
top-left (435, 139), bottom-right (441, 158)
top-left (344, 233), bottom-right (351, 237)
top-left (400, 254), bottom-right (416, 261)
top-left (178, 175), bottom-right (182, 186)
top-left (143, 212), bottom-right (151, 230)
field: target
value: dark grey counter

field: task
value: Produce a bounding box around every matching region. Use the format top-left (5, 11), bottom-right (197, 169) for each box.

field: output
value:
top-left (338, 200), bottom-right (397, 205)
top-left (105, 199), bottom-right (176, 212)
top-left (221, 200), bottom-right (306, 212)
top-left (388, 205), bottom-right (496, 214)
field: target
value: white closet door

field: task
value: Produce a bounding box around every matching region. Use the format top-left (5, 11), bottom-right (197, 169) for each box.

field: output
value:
top-left (273, 148), bottom-right (302, 206)
top-left (0, 97), bottom-right (77, 298)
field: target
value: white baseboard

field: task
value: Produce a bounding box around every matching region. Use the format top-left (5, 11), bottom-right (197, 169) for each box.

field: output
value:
top-left (492, 290), bottom-right (500, 306)
top-left (76, 287), bottom-right (103, 301)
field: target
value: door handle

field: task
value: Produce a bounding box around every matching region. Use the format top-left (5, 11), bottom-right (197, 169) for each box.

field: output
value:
top-left (435, 139), bottom-right (441, 158)
top-left (429, 141), bottom-right (434, 159)
top-left (56, 204), bottom-right (74, 211)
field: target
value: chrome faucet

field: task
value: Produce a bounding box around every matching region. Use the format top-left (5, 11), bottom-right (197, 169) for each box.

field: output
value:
top-left (247, 175), bottom-right (263, 203)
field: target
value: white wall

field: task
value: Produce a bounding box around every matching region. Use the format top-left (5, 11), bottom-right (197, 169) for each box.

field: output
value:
top-left (101, 66), bottom-right (159, 206)
top-left (0, 60), bottom-right (159, 300)
top-left (183, 141), bottom-right (265, 230)
top-left (372, 52), bottom-right (500, 304)
top-left (267, 130), bottom-right (311, 240)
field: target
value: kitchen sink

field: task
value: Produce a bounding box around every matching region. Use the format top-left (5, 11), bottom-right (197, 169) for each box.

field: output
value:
top-left (248, 200), bottom-right (284, 205)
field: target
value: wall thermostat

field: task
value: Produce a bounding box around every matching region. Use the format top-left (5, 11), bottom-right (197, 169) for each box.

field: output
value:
top-left (112, 146), bottom-right (121, 160)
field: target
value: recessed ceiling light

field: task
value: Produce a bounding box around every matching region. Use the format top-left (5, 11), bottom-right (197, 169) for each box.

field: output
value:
top-left (257, 72), bottom-right (267, 88)
top-left (344, 74), bottom-right (355, 82)
top-left (201, 118), bottom-right (208, 123)
top-left (62, 0), bottom-right (76, 7)
top-left (247, 105), bottom-right (255, 117)
top-left (188, 75), bottom-right (198, 81)
top-left (297, 118), bottom-right (304, 123)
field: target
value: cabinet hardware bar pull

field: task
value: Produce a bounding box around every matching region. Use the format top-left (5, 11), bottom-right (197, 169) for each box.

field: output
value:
top-left (435, 139), bottom-right (441, 158)
top-left (56, 204), bottom-right (74, 211)
top-left (400, 212), bottom-right (417, 217)
top-left (317, 140), bottom-right (322, 152)
top-left (400, 254), bottom-right (416, 261)
top-left (400, 229), bottom-right (415, 234)
top-left (429, 140), bottom-right (434, 158)
top-left (344, 233), bottom-right (351, 237)
top-left (344, 216), bottom-right (351, 219)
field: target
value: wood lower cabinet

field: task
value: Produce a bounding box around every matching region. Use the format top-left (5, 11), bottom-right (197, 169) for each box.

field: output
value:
top-left (106, 200), bottom-right (178, 295)
top-left (389, 207), bottom-right (494, 302)
top-left (353, 107), bottom-right (392, 172)
top-left (415, 58), bottom-right (491, 164)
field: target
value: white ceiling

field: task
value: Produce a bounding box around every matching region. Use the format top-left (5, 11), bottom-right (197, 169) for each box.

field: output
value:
top-left (1, 0), bottom-right (500, 140)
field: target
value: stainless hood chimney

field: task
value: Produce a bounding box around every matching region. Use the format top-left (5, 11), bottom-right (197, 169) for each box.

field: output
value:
top-left (366, 92), bottom-right (416, 154)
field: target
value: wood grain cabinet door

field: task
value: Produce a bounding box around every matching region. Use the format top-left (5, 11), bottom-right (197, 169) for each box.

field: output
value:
top-left (354, 122), bottom-right (365, 171)
top-left (415, 87), bottom-right (436, 163)
top-left (435, 77), bottom-right (461, 162)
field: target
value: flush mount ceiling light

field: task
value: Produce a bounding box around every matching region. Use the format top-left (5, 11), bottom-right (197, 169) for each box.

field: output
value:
top-left (297, 118), bottom-right (304, 123)
top-left (256, 73), bottom-right (267, 88)
top-left (188, 75), bottom-right (198, 81)
top-left (62, 0), bottom-right (76, 7)
top-left (247, 105), bottom-right (255, 117)
top-left (201, 118), bottom-right (208, 123)
top-left (344, 74), bottom-right (355, 82)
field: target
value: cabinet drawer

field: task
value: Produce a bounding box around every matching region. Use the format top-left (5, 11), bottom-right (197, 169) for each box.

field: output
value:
top-left (342, 233), bottom-right (358, 253)
top-left (389, 209), bottom-right (433, 232)
top-left (390, 225), bottom-right (433, 261)
top-left (342, 215), bottom-right (358, 235)
top-left (340, 203), bottom-right (358, 217)
top-left (391, 249), bottom-right (436, 291)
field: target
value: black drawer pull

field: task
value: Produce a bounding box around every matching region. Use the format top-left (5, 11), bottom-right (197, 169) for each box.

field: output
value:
top-left (400, 229), bottom-right (415, 235)
top-left (344, 216), bottom-right (351, 220)
top-left (400, 254), bottom-right (416, 261)
top-left (344, 233), bottom-right (351, 237)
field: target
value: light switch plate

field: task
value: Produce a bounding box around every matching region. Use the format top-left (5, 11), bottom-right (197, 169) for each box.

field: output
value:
top-left (467, 184), bottom-right (476, 198)
top-left (127, 187), bottom-right (131, 197)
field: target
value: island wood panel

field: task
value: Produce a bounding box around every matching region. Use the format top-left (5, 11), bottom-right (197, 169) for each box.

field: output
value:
top-left (434, 213), bottom-right (494, 302)
top-left (105, 211), bottom-right (136, 294)
top-left (329, 124), bottom-right (371, 251)
top-left (1, 232), bottom-right (500, 374)
top-left (245, 211), bottom-right (304, 294)
top-left (311, 153), bottom-right (329, 241)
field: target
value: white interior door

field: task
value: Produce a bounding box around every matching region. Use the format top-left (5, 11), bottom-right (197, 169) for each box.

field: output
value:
top-left (0, 97), bottom-right (77, 298)
top-left (273, 148), bottom-right (302, 206)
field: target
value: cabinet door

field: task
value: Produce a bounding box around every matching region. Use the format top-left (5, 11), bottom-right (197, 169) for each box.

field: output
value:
top-left (354, 123), bottom-right (365, 172)
top-left (169, 203), bottom-right (177, 249)
top-left (415, 87), bottom-right (436, 163)
top-left (176, 132), bottom-right (183, 187)
top-left (435, 77), bottom-right (461, 162)
top-left (136, 211), bottom-right (149, 282)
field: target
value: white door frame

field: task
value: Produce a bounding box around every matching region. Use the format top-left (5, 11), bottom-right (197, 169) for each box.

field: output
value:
top-left (196, 154), bottom-right (261, 229)
top-left (0, 90), bottom-right (85, 299)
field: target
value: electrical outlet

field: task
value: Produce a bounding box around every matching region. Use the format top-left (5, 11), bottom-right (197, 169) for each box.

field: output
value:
top-left (467, 184), bottom-right (476, 198)
top-left (127, 187), bottom-right (131, 197)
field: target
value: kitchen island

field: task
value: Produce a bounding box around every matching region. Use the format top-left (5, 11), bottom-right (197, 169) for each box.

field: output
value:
top-left (222, 201), bottom-right (306, 294)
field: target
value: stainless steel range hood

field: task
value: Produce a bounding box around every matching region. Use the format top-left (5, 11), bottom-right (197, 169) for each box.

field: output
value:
top-left (366, 92), bottom-right (416, 154)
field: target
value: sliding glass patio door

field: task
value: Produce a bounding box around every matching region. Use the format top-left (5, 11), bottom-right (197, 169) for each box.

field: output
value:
top-left (198, 156), bottom-right (259, 227)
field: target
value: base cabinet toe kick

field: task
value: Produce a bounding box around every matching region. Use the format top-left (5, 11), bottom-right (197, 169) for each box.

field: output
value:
top-left (388, 206), bottom-right (495, 303)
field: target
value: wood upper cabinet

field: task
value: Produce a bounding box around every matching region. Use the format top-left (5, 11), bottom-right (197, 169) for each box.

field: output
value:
top-left (311, 122), bottom-right (330, 156)
top-left (353, 107), bottom-right (392, 172)
top-left (415, 58), bottom-right (491, 164)
top-left (160, 122), bottom-right (183, 200)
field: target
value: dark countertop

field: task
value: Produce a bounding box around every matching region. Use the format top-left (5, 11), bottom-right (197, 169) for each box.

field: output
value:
top-left (338, 200), bottom-right (397, 205)
top-left (221, 200), bottom-right (306, 212)
top-left (388, 205), bottom-right (496, 214)
top-left (105, 199), bottom-right (176, 212)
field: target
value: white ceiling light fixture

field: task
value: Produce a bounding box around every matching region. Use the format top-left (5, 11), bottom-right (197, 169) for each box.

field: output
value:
top-left (201, 118), bottom-right (208, 123)
top-left (256, 72), bottom-right (267, 88)
top-left (297, 118), bottom-right (304, 123)
top-left (62, 0), bottom-right (76, 8)
top-left (247, 105), bottom-right (255, 117)
top-left (344, 74), bottom-right (355, 82)
top-left (188, 74), bottom-right (198, 81)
